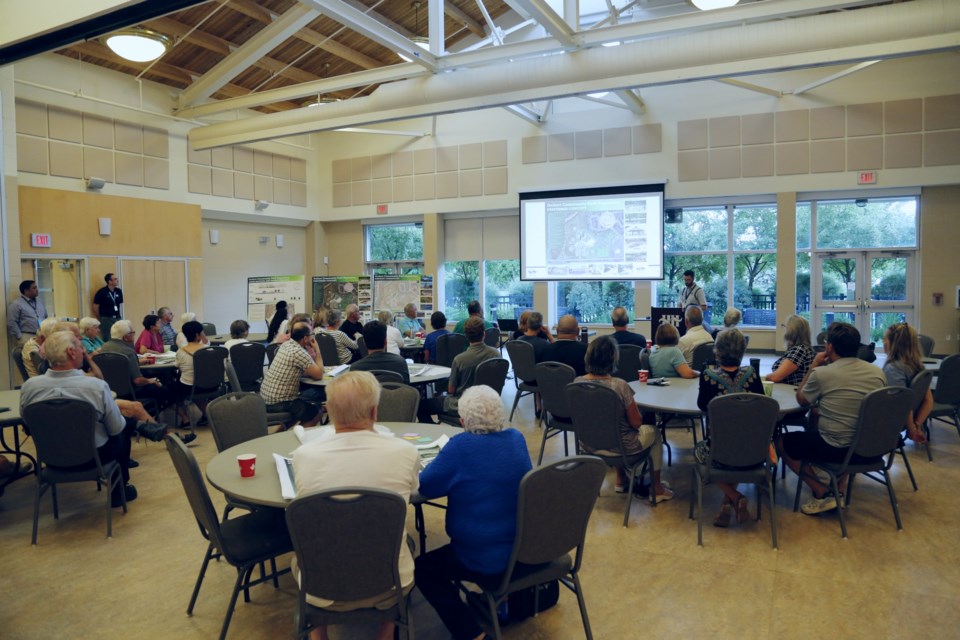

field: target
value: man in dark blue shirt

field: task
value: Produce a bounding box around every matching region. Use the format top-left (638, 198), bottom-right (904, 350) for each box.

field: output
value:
top-left (610, 306), bottom-right (647, 348)
top-left (542, 314), bottom-right (587, 376)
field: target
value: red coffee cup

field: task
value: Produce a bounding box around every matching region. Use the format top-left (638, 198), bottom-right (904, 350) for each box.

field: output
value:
top-left (638, 369), bottom-right (649, 383)
top-left (237, 453), bottom-right (257, 478)
top-left (147, 354), bottom-right (156, 365)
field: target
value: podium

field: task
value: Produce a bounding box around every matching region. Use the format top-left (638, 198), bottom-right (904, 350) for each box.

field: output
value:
top-left (651, 307), bottom-right (686, 338)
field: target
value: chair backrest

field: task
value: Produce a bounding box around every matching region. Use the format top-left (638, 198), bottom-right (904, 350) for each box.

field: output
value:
top-left (224, 360), bottom-right (242, 393)
top-left (909, 368), bottom-right (934, 414)
top-left (639, 348), bottom-right (651, 373)
top-left (93, 352), bottom-right (137, 400)
top-left (614, 344), bottom-right (643, 382)
top-left (370, 369), bottom-right (405, 384)
top-left (193, 346), bottom-right (229, 389)
top-left (744, 334), bottom-right (750, 348)
top-left (207, 392), bottom-right (269, 452)
top-left (504, 340), bottom-right (537, 383)
top-left (28, 350), bottom-right (43, 377)
top-left (535, 362), bottom-right (576, 421)
top-left (285, 488), bottom-right (408, 604)
top-left (691, 342), bottom-right (716, 372)
top-left (202, 322), bottom-right (217, 337)
top-left (848, 386), bottom-right (915, 461)
top-left (857, 342), bottom-right (877, 363)
top-left (707, 393), bottom-right (779, 468)
top-left (265, 342), bottom-right (281, 365)
top-left (11, 349), bottom-right (29, 382)
top-left (436, 333), bottom-right (468, 367)
top-left (918, 334), bottom-right (935, 357)
top-left (165, 435), bottom-right (230, 558)
top-left (565, 381), bottom-right (626, 453)
top-left (22, 399), bottom-right (103, 471)
top-left (474, 358), bottom-right (509, 395)
top-left (816, 331), bottom-right (827, 345)
top-left (377, 382), bottom-right (420, 422)
top-left (356, 335), bottom-right (369, 358)
top-left (315, 332), bottom-right (341, 366)
top-left (229, 342), bottom-right (266, 387)
top-left (483, 326), bottom-right (501, 348)
top-left (933, 354), bottom-right (960, 405)
top-left (501, 457), bottom-right (605, 586)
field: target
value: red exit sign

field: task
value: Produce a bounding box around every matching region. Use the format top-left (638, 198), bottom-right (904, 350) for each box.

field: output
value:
top-left (31, 233), bottom-right (51, 248)
top-left (857, 171), bottom-right (877, 185)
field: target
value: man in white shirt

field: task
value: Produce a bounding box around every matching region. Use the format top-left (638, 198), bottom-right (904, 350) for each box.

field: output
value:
top-left (292, 371), bottom-right (419, 640)
top-left (678, 306), bottom-right (713, 366)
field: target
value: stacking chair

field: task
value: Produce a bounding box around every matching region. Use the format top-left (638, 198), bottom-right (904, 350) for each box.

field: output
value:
top-left (792, 386), bottom-right (915, 538)
top-left (691, 342), bottom-right (716, 372)
top-left (11, 349), bottom-right (29, 385)
top-left (474, 357), bottom-right (510, 396)
top-left (483, 326), bottom-right (501, 349)
top-left (356, 335), bottom-right (369, 358)
top-left (688, 393), bottom-right (780, 548)
top-left (285, 488), bottom-right (414, 640)
top-left (927, 353), bottom-right (960, 444)
top-left (315, 332), bottom-right (341, 366)
top-left (918, 334), bottom-right (935, 358)
top-left (613, 344), bottom-right (643, 383)
top-left (94, 352), bottom-right (159, 415)
top-left (265, 342), bottom-right (281, 365)
top-left (224, 363), bottom-right (293, 429)
top-left (23, 399), bottom-right (127, 544)
top-left (505, 340), bottom-right (538, 421)
top-left (370, 369), bottom-right (405, 385)
top-left (187, 346), bottom-right (230, 426)
top-left (896, 369), bottom-right (933, 482)
top-left (378, 382), bottom-right (420, 422)
top-left (435, 333), bottom-right (467, 367)
top-left (566, 382), bottom-right (655, 527)
top-left (639, 348), bottom-right (651, 373)
top-left (207, 392), bottom-right (268, 453)
top-left (459, 457), bottom-right (605, 640)
top-left (202, 323), bottom-right (218, 337)
top-left (165, 435), bottom-right (292, 640)
top-left (534, 362), bottom-right (577, 464)
top-left (229, 342), bottom-right (267, 391)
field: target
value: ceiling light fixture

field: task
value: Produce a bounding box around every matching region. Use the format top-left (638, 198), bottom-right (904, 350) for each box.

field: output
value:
top-left (104, 28), bottom-right (172, 63)
top-left (411, 2), bottom-right (429, 50)
top-left (304, 96), bottom-right (341, 108)
top-left (587, 91), bottom-right (610, 99)
top-left (690, 0), bottom-right (740, 10)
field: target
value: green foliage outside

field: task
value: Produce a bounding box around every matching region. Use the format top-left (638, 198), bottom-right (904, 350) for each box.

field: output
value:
top-left (444, 260), bottom-right (479, 322)
top-left (367, 224), bottom-right (423, 261)
top-left (557, 281), bottom-right (634, 324)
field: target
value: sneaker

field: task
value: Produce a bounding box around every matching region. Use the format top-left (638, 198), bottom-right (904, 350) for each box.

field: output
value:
top-left (179, 432), bottom-right (198, 445)
top-left (111, 483), bottom-right (138, 508)
top-left (801, 492), bottom-right (839, 515)
top-left (735, 496), bottom-right (750, 523)
top-left (651, 486), bottom-right (674, 503)
top-left (136, 421), bottom-right (166, 443)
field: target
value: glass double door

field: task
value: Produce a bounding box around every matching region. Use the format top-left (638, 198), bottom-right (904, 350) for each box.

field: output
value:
top-left (812, 251), bottom-right (914, 347)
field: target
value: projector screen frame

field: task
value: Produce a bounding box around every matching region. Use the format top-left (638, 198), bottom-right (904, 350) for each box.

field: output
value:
top-left (519, 182), bottom-right (666, 282)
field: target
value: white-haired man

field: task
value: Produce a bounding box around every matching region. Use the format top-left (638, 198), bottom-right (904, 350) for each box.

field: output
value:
top-left (99, 319), bottom-right (165, 392)
top-left (21, 330), bottom-right (137, 506)
top-left (292, 371), bottom-right (419, 640)
top-left (396, 302), bottom-right (423, 338)
top-left (678, 306), bottom-right (713, 366)
top-left (415, 385), bottom-right (532, 640)
top-left (340, 304), bottom-right (364, 340)
top-left (22, 317), bottom-right (59, 378)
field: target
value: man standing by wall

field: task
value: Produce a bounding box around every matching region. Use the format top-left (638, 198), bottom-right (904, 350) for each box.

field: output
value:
top-left (93, 273), bottom-right (124, 341)
top-left (7, 280), bottom-right (47, 356)
top-left (680, 270), bottom-right (711, 334)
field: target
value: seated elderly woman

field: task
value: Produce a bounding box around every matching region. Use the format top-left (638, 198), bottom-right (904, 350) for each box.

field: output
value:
top-left (378, 309), bottom-right (405, 355)
top-left (696, 328), bottom-right (764, 528)
top-left (315, 308), bottom-right (359, 364)
top-left (135, 314), bottom-right (164, 355)
top-left (415, 385), bottom-right (532, 640)
top-left (716, 308), bottom-right (742, 336)
top-left (766, 314), bottom-right (815, 386)
top-left (575, 336), bottom-right (673, 500)
top-left (223, 319), bottom-right (250, 351)
top-left (649, 323), bottom-right (698, 379)
top-left (175, 312), bottom-right (209, 348)
top-left (79, 317), bottom-right (104, 354)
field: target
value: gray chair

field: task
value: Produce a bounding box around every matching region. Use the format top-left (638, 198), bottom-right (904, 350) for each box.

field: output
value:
top-left (202, 322), bottom-right (217, 337)
top-left (223, 364), bottom-right (293, 433)
top-left (928, 353), bottom-right (960, 443)
top-left (229, 342), bottom-right (266, 391)
top-left (23, 399), bottom-right (127, 544)
top-left (370, 369), bottom-right (405, 385)
top-left (459, 456), bottom-right (605, 640)
top-left (918, 334), bottom-right (935, 357)
top-left (285, 488), bottom-right (413, 640)
top-left (897, 368), bottom-right (933, 483)
top-left (691, 342), bottom-right (716, 372)
top-left (94, 352), bottom-right (160, 415)
top-left (435, 333), bottom-right (467, 367)
top-left (315, 332), bottom-right (341, 366)
top-left (639, 348), bottom-right (651, 374)
top-left (11, 349), bottom-right (29, 385)
top-left (378, 382), bottom-right (420, 422)
top-left (483, 326), bottom-right (501, 349)
top-left (566, 381), bottom-right (655, 527)
top-left (207, 392), bottom-right (268, 453)
top-left (356, 335), bottom-right (369, 358)
top-left (688, 393), bottom-right (780, 548)
top-left (505, 340), bottom-right (538, 421)
top-left (613, 344), bottom-right (643, 383)
top-left (165, 435), bottom-right (292, 640)
top-left (534, 362), bottom-right (577, 465)
top-left (792, 386), bottom-right (915, 538)
top-left (474, 357), bottom-right (510, 396)
top-left (265, 342), bottom-right (281, 365)
top-left (187, 346), bottom-right (229, 426)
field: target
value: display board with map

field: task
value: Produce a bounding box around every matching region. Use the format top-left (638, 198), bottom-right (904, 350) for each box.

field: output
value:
top-left (247, 275), bottom-right (306, 331)
top-left (312, 276), bottom-right (372, 320)
top-left (373, 275), bottom-right (434, 321)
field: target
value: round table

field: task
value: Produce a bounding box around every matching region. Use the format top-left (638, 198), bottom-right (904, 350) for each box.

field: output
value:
top-left (300, 364), bottom-right (451, 387)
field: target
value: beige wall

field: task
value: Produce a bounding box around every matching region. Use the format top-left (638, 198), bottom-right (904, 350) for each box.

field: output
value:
top-left (919, 185), bottom-right (960, 355)
top-left (324, 220), bottom-right (363, 276)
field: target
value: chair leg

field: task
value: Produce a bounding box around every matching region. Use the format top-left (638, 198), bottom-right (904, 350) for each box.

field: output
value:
top-left (414, 503), bottom-right (426, 556)
top-left (766, 476), bottom-right (778, 549)
top-left (537, 427), bottom-right (549, 466)
top-left (270, 558), bottom-right (279, 588)
top-left (508, 390), bottom-right (523, 421)
top-left (897, 447), bottom-right (919, 491)
top-left (828, 473), bottom-right (848, 539)
top-left (570, 571), bottom-right (594, 640)
top-left (483, 591), bottom-right (503, 640)
top-left (51, 483), bottom-right (59, 520)
top-left (32, 480), bottom-right (47, 545)
top-left (105, 476), bottom-right (113, 539)
top-left (623, 466), bottom-right (636, 528)
top-left (792, 462), bottom-right (805, 512)
top-left (219, 567), bottom-right (248, 640)
top-left (883, 468), bottom-right (903, 530)
top-left (242, 565), bottom-right (254, 603)
top-left (188, 545), bottom-right (216, 614)
top-left (695, 470), bottom-right (704, 547)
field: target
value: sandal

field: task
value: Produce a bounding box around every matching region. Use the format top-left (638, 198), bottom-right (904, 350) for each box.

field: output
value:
top-left (714, 499), bottom-right (732, 528)
top-left (736, 496), bottom-right (750, 523)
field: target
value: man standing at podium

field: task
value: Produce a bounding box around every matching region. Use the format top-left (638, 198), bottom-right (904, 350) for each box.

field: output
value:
top-left (680, 270), bottom-right (711, 334)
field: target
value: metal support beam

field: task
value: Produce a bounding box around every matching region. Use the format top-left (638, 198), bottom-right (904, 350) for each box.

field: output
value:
top-left (502, 103), bottom-right (545, 124)
top-left (716, 78), bottom-right (784, 97)
top-left (510, 0), bottom-right (577, 46)
top-left (615, 89), bottom-right (645, 114)
top-left (792, 60), bottom-right (882, 95)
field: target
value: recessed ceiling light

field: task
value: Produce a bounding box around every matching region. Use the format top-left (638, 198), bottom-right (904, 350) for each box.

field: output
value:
top-left (691, 0), bottom-right (740, 10)
top-left (104, 28), bottom-right (171, 62)
top-left (587, 91), bottom-right (609, 99)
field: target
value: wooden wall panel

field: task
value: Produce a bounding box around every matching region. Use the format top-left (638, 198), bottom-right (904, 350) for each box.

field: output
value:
top-left (19, 186), bottom-right (201, 257)
top-left (188, 259), bottom-right (204, 320)
top-left (120, 259), bottom-right (158, 328)
top-left (155, 261), bottom-right (187, 322)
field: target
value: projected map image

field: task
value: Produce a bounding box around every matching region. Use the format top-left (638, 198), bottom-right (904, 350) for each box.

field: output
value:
top-left (547, 207), bottom-right (624, 262)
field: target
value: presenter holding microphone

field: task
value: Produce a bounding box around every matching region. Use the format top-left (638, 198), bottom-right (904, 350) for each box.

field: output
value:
top-left (680, 270), bottom-right (712, 334)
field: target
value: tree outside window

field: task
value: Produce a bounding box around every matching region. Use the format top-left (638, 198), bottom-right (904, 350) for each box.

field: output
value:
top-left (443, 261), bottom-right (479, 322)
top-left (484, 260), bottom-right (531, 322)
top-left (556, 281), bottom-right (634, 324)
top-left (365, 223), bottom-right (423, 275)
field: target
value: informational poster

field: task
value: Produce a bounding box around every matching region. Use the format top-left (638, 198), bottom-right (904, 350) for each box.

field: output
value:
top-left (374, 274), bottom-right (421, 315)
top-left (312, 275), bottom-right (372, 320)
top-left (247, 275), bottom-right (306, 329)
top-left (419, 275), bottom-right (434, 314)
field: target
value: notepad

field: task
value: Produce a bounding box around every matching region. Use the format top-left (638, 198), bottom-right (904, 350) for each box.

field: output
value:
top-left (274, 454), bottom-right (297, 500)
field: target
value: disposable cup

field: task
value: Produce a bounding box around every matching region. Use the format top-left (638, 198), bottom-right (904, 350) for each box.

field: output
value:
top-left (762, 381), bottom-right (774, 397)
top-left (638, 369), bottom-right (649, 383)
top-left (237, 453), bottom-right (257, 478)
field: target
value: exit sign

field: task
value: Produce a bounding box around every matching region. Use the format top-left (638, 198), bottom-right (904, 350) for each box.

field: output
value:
top-left (376, 204), bottom-right (388, 215)
top-left (31, 233), bottom-right (51, 248)
top-left (857, 171), bottom-right (878, 185)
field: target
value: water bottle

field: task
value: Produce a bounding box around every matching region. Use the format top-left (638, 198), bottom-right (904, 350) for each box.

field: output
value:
top-left (497, 599), bottom-right (510, 624)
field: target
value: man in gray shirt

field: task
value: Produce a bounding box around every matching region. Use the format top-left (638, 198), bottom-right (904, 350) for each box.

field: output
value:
top-left (20, 330), bottom-right (137, 506)
top-left (779, 322), bottom-right (886, 516)
top-left (7, 280), bottom-right (47, 352)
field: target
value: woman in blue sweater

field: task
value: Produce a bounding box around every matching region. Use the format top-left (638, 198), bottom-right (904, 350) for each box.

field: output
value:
top-left (415, 385), bottom-right (532, 640)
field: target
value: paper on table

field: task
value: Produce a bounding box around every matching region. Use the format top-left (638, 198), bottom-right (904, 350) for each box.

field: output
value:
top-left (273, 453), bottom-right (297, 500)
top-left (324, 364), bottom-right (349, 377)
top-left (416, 433), bottom-right (449, 468)
top-left (410, 365), bottom-right (433, 377)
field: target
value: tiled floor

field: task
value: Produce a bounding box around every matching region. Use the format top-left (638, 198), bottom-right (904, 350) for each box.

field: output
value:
top-left (2, 353), bottom-right (959, 639)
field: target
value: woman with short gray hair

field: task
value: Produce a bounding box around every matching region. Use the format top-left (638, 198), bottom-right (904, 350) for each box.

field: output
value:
top-left (315, 306), bottom-right (359, 364)
top-left (766, 314), bottom-right (814, 386)
top-left (415, 385), bottom-right (532, 640)
top-left (378, 309), bottom-right (405, 355)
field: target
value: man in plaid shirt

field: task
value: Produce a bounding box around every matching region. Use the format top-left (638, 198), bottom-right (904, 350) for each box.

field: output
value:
top-left (260, 323), bottom-right (325, 427)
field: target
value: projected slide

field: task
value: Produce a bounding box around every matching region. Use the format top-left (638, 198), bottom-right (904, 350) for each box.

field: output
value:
top-left (520, 185), bottom-right (663, 281)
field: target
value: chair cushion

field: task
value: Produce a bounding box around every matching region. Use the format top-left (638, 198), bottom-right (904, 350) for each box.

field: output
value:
top-left (219, 508), bottom-right (292, 563)
top-left (476, 556), bottom-right (573, 597)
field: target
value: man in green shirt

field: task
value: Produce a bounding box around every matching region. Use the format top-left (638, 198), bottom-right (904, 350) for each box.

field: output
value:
top-left (452, 300), bottom-right (496, 334)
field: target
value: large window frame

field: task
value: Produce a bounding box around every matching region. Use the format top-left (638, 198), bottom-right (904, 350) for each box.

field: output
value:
top-left (364, 221), bottom-right (424, 276)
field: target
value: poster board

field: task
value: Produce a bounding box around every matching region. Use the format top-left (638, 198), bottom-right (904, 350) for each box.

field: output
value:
top-left (312, 276), bottom-right (372, 320)
top-left (372, 274), bottom-right (434, 322)
top-left (247, 275), bottom-right (306, 331)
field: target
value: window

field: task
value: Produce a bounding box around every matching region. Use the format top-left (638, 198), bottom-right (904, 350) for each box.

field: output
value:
top-left (484, 260), bottom-right (531, 323)
top-left (365, 223), bottom-right (423, 274)
top-left (815, 198), bottom-right (917, 249)
top-left (556, 281), bottom-right (634, 324)
top-left (733, 205), bottom-right (778, 327)
top-left (443, 260), bottom-right (479, 323)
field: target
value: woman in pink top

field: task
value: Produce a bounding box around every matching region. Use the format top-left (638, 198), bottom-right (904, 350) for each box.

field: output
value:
top-left (135, 314), bottom-right (164, 355)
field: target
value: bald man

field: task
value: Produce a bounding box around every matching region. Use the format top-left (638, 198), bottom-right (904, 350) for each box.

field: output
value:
top-left (541, 314), bottom-right (588, 376)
